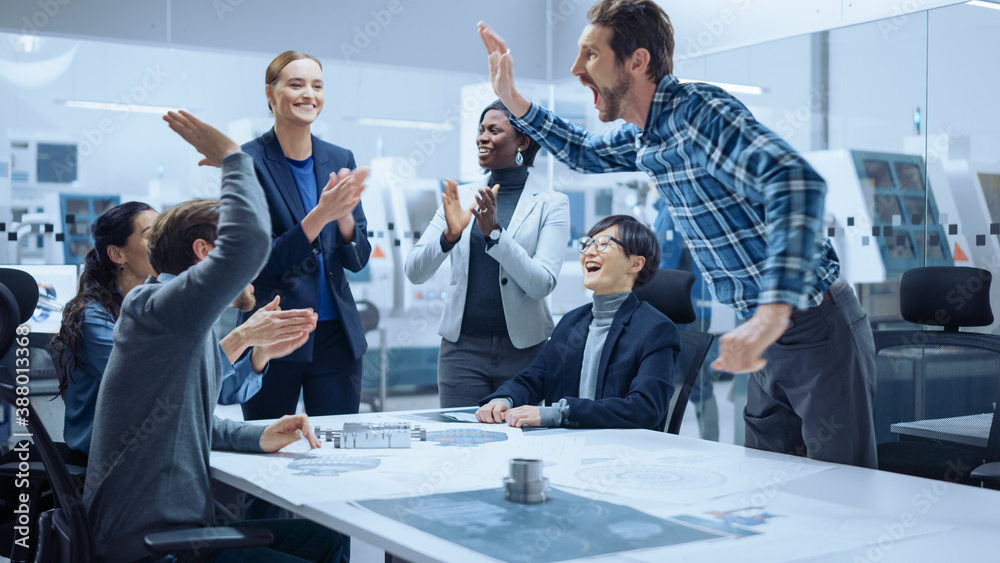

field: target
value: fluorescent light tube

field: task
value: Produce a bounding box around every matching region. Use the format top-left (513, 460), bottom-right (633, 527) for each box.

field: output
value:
top-left (967, 1), bottom-right (1000, 11)
top-left (62, 100), bottom-right (181, 114)
top-left (677, 79), bottom-right (764, 96)
top-left (355, 118), bottom-right (453, 131)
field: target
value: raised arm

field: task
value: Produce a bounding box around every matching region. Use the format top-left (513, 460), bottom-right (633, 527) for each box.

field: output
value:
top-left (153, 111), bottom-right (271, 330)
top-left (478, 22), bottom-right (639, 174)
top-left (478, 22), bottom-right (531, 119)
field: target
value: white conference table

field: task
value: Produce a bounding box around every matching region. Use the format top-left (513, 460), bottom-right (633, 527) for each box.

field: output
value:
top-left (210, 409), bottom-right (1000, 562)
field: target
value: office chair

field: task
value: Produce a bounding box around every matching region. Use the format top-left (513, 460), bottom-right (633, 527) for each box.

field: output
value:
top-left (633, 269), bottom-right (715, 435)
top-left (0, 268), bottom-right (274, 562)
top-left (874, 266), bottom-right (1000, 487)
top-left (357, 300), bottom-right (390, 412)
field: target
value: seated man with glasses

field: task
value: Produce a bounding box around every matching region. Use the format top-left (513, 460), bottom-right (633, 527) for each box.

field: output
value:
top-left (476, 215), bottom-right (679, 429)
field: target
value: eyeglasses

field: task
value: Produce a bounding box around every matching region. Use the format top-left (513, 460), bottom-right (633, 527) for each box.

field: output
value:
top-left (576, 235), bottom-right (626, 254)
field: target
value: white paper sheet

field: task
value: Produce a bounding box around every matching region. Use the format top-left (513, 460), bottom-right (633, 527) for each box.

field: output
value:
top-left (543, 445), bottom-right (833, 506)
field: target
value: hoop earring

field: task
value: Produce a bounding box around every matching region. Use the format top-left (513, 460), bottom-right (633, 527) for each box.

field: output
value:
top-left (515, 148), bottom-right (524, 166)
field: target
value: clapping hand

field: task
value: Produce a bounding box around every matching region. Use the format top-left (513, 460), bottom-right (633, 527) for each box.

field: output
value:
top-left (240, 296), bottom-right (318, 348)
top-left (473, 184), bottom-right (501, 237)
top-left (442, 179), bottom-right (473, 244)
top-left (318, 167), bottom-right (370, 224)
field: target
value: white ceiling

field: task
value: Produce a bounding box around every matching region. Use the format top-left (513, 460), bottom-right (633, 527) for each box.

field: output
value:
top-left (0, 0), bottom-right (967, 81)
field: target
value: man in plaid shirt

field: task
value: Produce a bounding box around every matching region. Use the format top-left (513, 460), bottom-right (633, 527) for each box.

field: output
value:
top-left (478, 0), bottom-right (877, 468)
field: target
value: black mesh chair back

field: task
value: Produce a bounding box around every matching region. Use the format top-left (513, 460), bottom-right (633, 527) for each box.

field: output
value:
top-left (874, 266), bottom-right (1000, 485)
top-left (0, 383), bottom-right (95, 563)
top-left (666, 330), bottom-right (715, 434)
top-left (634, 269), bottom-right (715, 434)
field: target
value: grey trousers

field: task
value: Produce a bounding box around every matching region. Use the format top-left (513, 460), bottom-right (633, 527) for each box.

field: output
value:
top-left (744, 278), bottom-right (878, 469)
top-left (437, 333), bottom-right (546, 408)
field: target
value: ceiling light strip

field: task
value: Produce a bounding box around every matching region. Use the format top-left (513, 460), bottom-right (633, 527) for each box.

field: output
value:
top-left (62, 100), bottom-right (182, 114)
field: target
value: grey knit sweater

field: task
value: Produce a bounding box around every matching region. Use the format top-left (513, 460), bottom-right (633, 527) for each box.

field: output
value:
top-left (83, 152), bottom-right (271, 562)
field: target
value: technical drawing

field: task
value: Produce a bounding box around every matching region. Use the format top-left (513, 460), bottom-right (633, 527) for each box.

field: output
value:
top-left (574, 464), bottom-right (726, 490)
top-left (287, 455), bottom-right (382, 477)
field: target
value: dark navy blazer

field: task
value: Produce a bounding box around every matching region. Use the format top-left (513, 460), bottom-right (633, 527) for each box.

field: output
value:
top-left (481, 292), bottom-right (679, 430)
top-left (240, 129), bottom-right (371, 362)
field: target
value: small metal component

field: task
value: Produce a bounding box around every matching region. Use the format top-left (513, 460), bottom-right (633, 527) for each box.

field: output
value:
top-left (314, 423), bottom-right (425, 448)
top-left (503, 458), bottom-right (549, 504)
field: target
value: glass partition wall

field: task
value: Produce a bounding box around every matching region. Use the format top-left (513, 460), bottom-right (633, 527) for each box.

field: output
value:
top-left (3, 3), bottom-right (997, 439)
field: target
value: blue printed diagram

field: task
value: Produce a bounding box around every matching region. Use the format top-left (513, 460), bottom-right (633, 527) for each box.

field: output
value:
top-left (425, 429), bottom-right (509, 447)
top-left (288, 455), bottom-right (381, 477)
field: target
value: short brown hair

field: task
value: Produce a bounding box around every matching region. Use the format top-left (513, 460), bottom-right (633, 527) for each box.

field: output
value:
top-left (587, 0), bottom-right (675, 83)
top-left (265, 50), bottom-right (322, 111)
top-left (147, 199), bottom-right (220, 276)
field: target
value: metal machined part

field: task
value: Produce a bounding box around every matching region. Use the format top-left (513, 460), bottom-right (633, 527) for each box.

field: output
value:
top-left (503, 458), bottom-right (549, 504)
top-left (315, 423), bottom-right (426, 448)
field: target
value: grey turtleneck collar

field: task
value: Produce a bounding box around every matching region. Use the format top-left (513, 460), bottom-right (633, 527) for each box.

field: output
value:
top-left (591, 291), bottom-right (631, 323)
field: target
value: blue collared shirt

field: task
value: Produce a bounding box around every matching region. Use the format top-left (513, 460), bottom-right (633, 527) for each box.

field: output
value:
top-left (511, 74), bottom-right (839, 317)
top-left (63, 302), bottom-right (116, 454)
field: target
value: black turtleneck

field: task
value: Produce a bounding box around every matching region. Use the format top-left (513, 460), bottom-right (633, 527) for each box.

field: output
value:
top-left (457, 166), bottom-right (529, 338)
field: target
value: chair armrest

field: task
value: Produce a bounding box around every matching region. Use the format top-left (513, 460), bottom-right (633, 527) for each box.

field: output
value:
top-left (970, 461), bottom-right (1000, 485)
top-left (144, 526), bottom-right (274, 555)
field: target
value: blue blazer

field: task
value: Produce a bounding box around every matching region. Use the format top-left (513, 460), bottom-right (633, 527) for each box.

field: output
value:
top-left (481, 293), bottom-right (679, 430)
top-left (240, 129), bottom-right (370, 361)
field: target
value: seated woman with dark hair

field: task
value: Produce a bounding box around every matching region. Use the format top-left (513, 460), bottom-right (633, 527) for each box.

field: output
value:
top-left (476, 215), bottom-right (680, 430)
top-left (51, 201), bottom-right (316, 456)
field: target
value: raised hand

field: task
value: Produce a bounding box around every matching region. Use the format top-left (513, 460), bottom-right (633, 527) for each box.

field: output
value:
top-left (478, 22), bottom-right (530, 118)
top-left (163, 110), bottom-right (240, 168)
top-left (442, 179), bottom-right (472, 244)
top-left (473, 184), bottom-right (501, 237)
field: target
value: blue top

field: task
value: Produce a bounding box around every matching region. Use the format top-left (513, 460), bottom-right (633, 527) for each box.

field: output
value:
top-left (63, 302), bottom-right (116, 454)
top-left (510, 74), bottom-right (839, 318)
top-left (63, 286), bottom-right (266, 454)
top-left (286, 155), bottom-right (339, 321)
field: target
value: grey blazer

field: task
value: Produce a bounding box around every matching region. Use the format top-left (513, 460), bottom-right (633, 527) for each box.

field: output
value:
top-left (405, 172), bottom-right (571, 348)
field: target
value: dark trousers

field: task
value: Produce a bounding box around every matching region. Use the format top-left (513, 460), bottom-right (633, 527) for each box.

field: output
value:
top-left (743, 278), bottom-right (878, 468)
top-left (241, 320), bottom-right (362, 420)
top-left (437, 334), bottom-right (546, 408)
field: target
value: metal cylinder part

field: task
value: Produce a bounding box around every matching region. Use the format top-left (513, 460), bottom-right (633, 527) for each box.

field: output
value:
top-left (503, 458), bottom-right (549, 504)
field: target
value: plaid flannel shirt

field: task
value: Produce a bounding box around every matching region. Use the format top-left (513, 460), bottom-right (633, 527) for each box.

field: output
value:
top-left (511, 74), bottom-right (839, 318)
